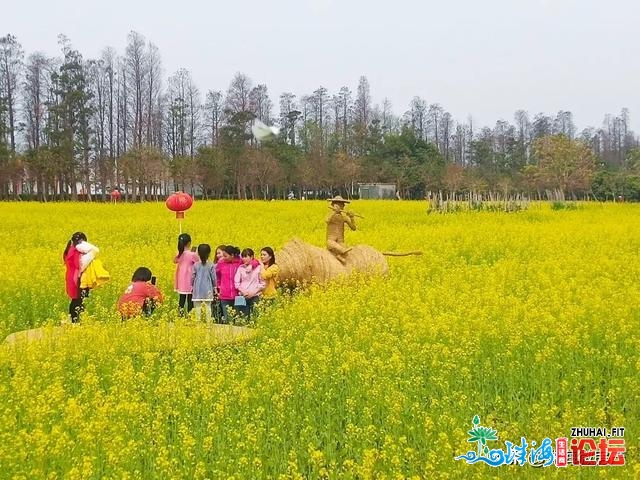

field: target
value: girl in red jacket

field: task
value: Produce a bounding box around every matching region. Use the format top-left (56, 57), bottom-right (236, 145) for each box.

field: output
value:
top-left (63, 232), bottom-right (89, 323)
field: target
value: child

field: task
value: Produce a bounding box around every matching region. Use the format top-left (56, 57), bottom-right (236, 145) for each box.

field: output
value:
top-left (215, 245), bottom-right (242, 323)
top-left (215, 245), bottom-right (225, 263)
top-left (63, 232), bottom-right (87, 323)
top-left (76, 237), bottom-right (98, 272)
top-left (192, 244), bottom-right (216, 322)
top-left (234, 248), bottom-right (265, 320)
top-left (211, 244), bottom-right (226, 322)
top-left (118, 267), bottom-right (164, 319)
top-left (77, 237), bottom-right (110, 290)
top-left (174, 233), bottom-right (199, 316)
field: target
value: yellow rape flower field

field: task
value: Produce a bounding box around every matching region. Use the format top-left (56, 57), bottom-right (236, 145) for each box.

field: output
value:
top-left (0, 201), bottom-right (638, 479)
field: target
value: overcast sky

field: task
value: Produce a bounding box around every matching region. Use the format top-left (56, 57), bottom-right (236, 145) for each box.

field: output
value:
top-left (4, 0), bottom-right (639, 131)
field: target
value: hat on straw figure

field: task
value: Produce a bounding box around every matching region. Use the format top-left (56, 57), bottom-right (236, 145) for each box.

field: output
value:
top-left (327, 195), bottom-right (350, 204)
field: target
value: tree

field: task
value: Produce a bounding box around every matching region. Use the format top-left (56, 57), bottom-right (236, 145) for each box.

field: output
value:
top-left (443, 163), bottom-right (465, 198)
top-left (0, 34), bottom-right (24, 154)
top-left (514, 109), bottom-right (531, 165)
top-left (194, 145), bottom-right (228, 198)
top-left (246, 148), bottom-right (282, 199)
top-left (353, 76), bottom-right (371, 154)
top-left (125, 31), bottom-right (147, 147)
top-left (408, 96), bottom-right (427, 140)
top-left (100, 47), bottom-right (117, 164)
top-left (88, 58), bottom-right (109, 198)
top-left (220, 108), bottom-right (254, 198)
top-left (165, 69), bottom-right (199, 158)
top-left (249, 84), bottom-right (272, 124)
top-left (146, 42), bottom-right (162, 148)
top-left (379, 128), bottom-right (444, 198)
top-left (533, 135), bottom-right (596, 196)
top-left (306, 86), bottom-right (329, 151)
top-left (470, 127), bottom-right (496, 185)
top-left (204, 90), bottom-right (223, 146)
top-left (264, 139), bottom-right (303, 195)
top-left (278, 92), bottom-right (300, 146)
top-left (115, 55), bottom-right (129, 157)
top-left (23, 52), bottom-right (51, 152)
top-left (532, 113), bottom-right (552, 140)
top-left (224, 72), bottom-right (254, 153)
top-left (553, 110), bottom-right (575, 140)
top-left (440, 111), bottom-right (453, 161)
top-left (120, 146), bottom-right (167, 200)
top-left (0, 97), bottom-right (9, 197)
top-left (225, 72), bottom-right (252, 115)
top-left (47, 38), bottom-right (94, 200)
top-left (380, 97), bottom-right (395, 134)
top-left (427, 103), bottom-right (443, 147)
top-left (354, 75), bottom-right (370, 126)
top-left (333, 86), bottom-right (352, 152)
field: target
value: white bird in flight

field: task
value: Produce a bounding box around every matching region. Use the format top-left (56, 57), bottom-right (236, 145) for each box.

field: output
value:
top-left (251, 119), bottom-right (280, 141)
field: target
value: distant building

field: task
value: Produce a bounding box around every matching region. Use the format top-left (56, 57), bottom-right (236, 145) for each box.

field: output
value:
top-left (358, 183), bottom-right (397, 200)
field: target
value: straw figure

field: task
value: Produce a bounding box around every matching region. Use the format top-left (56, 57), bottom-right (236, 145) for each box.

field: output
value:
top-left (277, 196), bottom-right (422, 287)
top-left (325, 195), bottom-right (357, 263)
top-left (278, 238), bottom-right (389, 286)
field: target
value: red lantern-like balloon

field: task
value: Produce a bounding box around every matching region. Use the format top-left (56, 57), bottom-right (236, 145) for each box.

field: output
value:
top-left (166, 192), bottom-right (193, 219)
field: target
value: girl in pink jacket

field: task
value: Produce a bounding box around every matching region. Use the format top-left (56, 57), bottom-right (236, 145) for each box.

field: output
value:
top-left (215, 245), bottom-right (242, 323)
top-left (234, 248), bottom-right (265, 320)
top-left (173, 233), bottom-right (199, 316)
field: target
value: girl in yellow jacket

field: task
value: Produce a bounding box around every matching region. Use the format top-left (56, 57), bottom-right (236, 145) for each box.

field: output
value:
top-left (259, 247), bottom-right (279, 300)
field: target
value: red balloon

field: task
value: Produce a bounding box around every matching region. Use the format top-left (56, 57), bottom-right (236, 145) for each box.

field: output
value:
top-left (166, 192), bottom-right (193, 213)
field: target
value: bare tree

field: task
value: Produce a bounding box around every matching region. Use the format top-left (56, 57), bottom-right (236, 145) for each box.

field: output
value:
top-left (354, 75), bottom-right (371, 126)
top-left (553, 110), bottom-right (575, 139)
top-left (514, 109), bottom-right (531, 164)
top-left (279, 92), bottom-right (299, 145)
top-left (23, 52), bottom-right (50, 151)
top-left (0, 34), bottom-right (24, 153)
top-left (427, 103), bottom-right (443, 147)
top-left (381, 97), bottom-right (394, 133)
top-left (204, 89), bottom-right (223, 146)
top-left (186, 73), bottom-right (200, 157)
top-left (166, 69), bottom-right (189, 157)
top-left (308, 86), bottom-right (329, 148)
top-left (88, 58), bottom-right (108, 196)
top-left (409, 96), bottom-right (427, 139)
top-left (225, 72), bottom-right (252, 115)
top-left (146, 42), bottom-right (162, 148)
top-left (440, 111), bottom-right (453, 161)
top-left (116, 55), bottom-right (129, 157)
top-left (451, 123), bottom-right (468, 166)
top-left (249, 84), bottom-right (272, 124)
top-left (125, 31), bottom-right (147, 147)
top-left (334, 86), bottom-right (352, 151)
top-left (532, 113), bottom-right (552, 140)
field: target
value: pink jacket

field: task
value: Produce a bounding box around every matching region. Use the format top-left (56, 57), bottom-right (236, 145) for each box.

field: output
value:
top-left (216, 258), bottom-right (260, 300)
top-left (216, 258), bottom-right (242, 300)
top-left (174, 251), bottom-right (199, 293)
top-left (234, 263), bottom-right (265, 298)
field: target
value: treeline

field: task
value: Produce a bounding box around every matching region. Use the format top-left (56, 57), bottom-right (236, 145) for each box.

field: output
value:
top-left (0, 32), bottom-right (639, 202)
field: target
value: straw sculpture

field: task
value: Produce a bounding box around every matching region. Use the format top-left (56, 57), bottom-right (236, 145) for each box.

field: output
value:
top-left (277, 238), bottom-right (389, 286)
top-left (276, 197), bottom-right (421, 286)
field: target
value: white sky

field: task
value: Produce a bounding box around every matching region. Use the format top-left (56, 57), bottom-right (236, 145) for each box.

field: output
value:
top-left (4, 0), bottom-right (639, 131)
